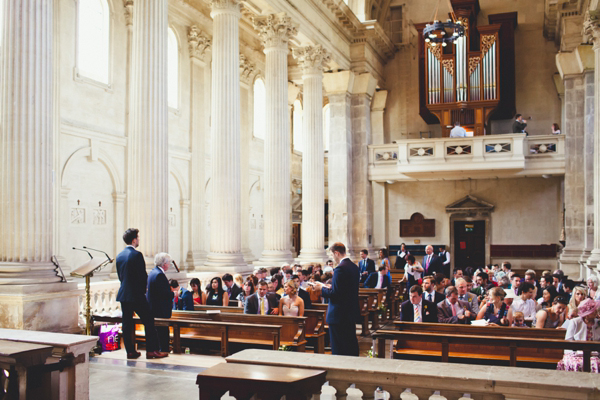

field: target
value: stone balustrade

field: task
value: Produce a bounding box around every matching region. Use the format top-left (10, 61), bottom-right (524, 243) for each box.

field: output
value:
top-left (368, 134), bottom-right (565, 182)
top-left (226, 349), bottom-right (600, 400)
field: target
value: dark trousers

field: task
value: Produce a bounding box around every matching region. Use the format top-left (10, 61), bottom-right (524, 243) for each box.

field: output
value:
top-left (120, 300), bottom-right (159, 353)
top-left (328, 321), bottom-right (359, 356)
top-left (156, 326), bottom-right (170, 353)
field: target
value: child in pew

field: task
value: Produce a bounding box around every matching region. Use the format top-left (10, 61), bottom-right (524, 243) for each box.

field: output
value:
top-left (512, 311), bottom-right (529, 328)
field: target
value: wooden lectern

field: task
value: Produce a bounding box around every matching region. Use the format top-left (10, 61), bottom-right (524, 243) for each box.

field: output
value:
top-left (71, 257), bottom-right (113, 336)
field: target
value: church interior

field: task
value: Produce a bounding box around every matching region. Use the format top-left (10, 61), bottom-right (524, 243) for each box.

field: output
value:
top-left (1, 0), bottom-right (600, 398)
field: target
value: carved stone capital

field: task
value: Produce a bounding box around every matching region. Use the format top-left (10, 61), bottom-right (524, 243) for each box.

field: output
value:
top-left (123, 0), bottom-right (133, 26)
top-left (239, 54), bottom-right (256, 84)
top-left (210, 0), bottom-right (240, 15)
top-left (252, 13), bottom-right (298, 50)
top-left (188, 26), bottom-right (212, 61)
top-left (292, 45), bottom-right (331, 75)
top-left (583, 12), bottom-right (600, 49)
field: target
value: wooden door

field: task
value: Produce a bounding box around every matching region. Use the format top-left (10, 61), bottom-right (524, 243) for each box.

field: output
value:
top-left (453, 220), bottom-right (486, 270)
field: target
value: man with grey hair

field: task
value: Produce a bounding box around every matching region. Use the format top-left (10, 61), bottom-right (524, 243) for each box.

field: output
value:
top-left (147, 252), bottom-right (174, 354)
top-left (423, 245), bottom-right (443, 276)
top-left (437, 285), bottom-right (475, 324)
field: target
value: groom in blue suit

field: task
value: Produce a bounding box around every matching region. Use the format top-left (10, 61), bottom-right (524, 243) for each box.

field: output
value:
top-left (317, 242), bottom-right (360, 356)
top-left (358, 249), bottom-right (376, 283)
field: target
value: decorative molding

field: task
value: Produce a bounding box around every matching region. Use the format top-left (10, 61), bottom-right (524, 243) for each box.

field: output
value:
top-left (239, 54), bottom-right (256, 83)
top-left (188, 25), bottom-right (211, 60)
top-left (457, 17), bottom-right (469, 33)
top-left (468, 57), bottom-right (480, 76)
top-left (442, 59), bottom-right (454, 76)
top-left (123, 0), bottom-right (133, 27)
top-left (481, 34), bottom-right (496, 56)
top-left (583, 12), bottom-right (600, 47)
top-left (292, 45), bottom-right (331, 74)
top-left (252, 12), bottom-right (298, 50)
top-left (93, 209), bottom-right (107, 225)
top-left (427, 42), bottom-right (441, 60)
top-left (71, 208), bottom-right (86, 224)
top-left (210, 0), bottom-right (240, 12)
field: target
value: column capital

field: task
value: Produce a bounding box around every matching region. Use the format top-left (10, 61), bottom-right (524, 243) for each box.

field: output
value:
top-left (253, 13), bottom-right (298, 50)
top-left (584, 12), bottom-right (600, 49)
top-left (292, 45), bottom-right (330, 75)
top-left (239, 54), bottom-right (256, 84)
top-left (210, 0), bottom-right (240, 17)
top-left (123, 0), bottom-right (133, 27)
top-left (188, 26), bottom-right (211, 61)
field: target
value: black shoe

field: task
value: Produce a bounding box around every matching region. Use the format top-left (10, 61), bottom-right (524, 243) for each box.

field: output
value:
top-left (127, 351), bottom-right (141, 359)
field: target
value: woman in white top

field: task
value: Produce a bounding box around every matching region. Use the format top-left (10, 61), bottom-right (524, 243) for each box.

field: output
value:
top-left (401, 254), bottom-right (424, 293)
top-left (552, 123), bottom-right (561, 135)
top-left (279, 279), bottom-right (304, 317)
top-left (587, 275), bottom-right (600, 301)
top-left (557, 298), bottom-right (600, 372)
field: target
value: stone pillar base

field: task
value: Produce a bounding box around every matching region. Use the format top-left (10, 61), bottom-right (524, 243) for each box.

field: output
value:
top-left (295, 249), bottom-right (328, 265)
top-left (559, 247), bottom-right (585, 280)
top-left (255, 250), bottom-right (294, 267)
top-left (586, 249), bottom-right (600, 270)
top-left (242, 248), bottom-right (257, 263)
top-left (0, 282), bottom-right (82, 333)
top-left (186, 250), bottom-right (208, 272)
top-left (202, 253), bottom-right (251, 273)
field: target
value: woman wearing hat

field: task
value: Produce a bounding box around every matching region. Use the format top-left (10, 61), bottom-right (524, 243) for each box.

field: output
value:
top-left (557, 298), bottom-right (600, 372)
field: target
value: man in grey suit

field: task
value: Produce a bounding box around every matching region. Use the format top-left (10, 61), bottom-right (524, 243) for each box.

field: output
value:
top-left (437, 286), bottom-right (475, 324)
top-left (456, 278), bottom-right (480, 314)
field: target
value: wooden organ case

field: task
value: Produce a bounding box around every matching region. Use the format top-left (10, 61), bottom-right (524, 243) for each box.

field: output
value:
top-left (415, 0), bottom-right (517, 136)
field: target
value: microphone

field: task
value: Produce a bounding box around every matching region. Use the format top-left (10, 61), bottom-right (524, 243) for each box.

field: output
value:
top-left (73, 247), bottom-right (93, 259)
top-left (83, 246), bottom-right (113, 262)
top-left (172, 260), bottom-right (180, 273)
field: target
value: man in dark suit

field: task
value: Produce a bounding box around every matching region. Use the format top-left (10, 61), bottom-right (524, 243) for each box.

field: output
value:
top-left (422, 275), bottom-right (444, 304)
top-left (422, 245), bottom-right (443, 276)
top-left (358, 249), bottom-right (376, 283)
top-left (512, 114), bottom-right (528, 134)
top-left (315, 242), bottom-right (360, 356)
top-left (169, 279), bottom-right (194, 311)
top-left (400, 285), bottom-right (438, 323)
top-left (222, 273), bottom-right (242, 301)
top-left (292, 275), bottom-right (312, 309)
top-left (147, 253), bottom-right (175, 353)
top-left (364, 266), bottom-right (390, 289)
top-left (437, 286), bottom-right (475, 324)
top-left (244, 281), bottom-right (279, 315)
top-left (116, 228), bottom-right (167, 359)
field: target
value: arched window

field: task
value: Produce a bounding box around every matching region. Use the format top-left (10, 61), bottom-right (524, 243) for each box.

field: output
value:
top-left (168, 28), bottom-right (179, 109)
top-left (253, 78), bottom-right (266, 140)
top-left (293, 100), bottom-right (303, 153)
top-left (323, 103), bottom-right (330, 152)
top-left (77, 0), bottom-right (110, 84)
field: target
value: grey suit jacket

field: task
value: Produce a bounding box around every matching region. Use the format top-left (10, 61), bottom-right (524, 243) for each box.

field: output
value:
top-left (437, 299), bottom-right (475, 324)
top-left (458, 292), bottom-right (480, 314)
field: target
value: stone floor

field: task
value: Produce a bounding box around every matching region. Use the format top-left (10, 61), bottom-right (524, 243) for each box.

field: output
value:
top-left (89, 321), bottom-right (392, 399)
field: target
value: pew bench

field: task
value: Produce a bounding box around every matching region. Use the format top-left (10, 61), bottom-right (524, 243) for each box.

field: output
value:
top-left (192, 305), bottom-right (326, 354)
top-left (359, 288), bottom-right (387, 329)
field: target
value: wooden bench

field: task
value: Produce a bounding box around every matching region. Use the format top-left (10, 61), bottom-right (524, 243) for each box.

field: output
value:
top-left (92, 315), bottom-right (282, 357)
top-left (359, 288), bottom-right (387, 329)
top-left (393, 321), bottom-right (567, 340)
top-left (192, 305), bottom-right (326, 354)
top-left (313, 299), bottom-right (369, 337)
top-left (373, 329), bottom-right (599, 371)
top-left (171, 310), bottom-right (307, 352)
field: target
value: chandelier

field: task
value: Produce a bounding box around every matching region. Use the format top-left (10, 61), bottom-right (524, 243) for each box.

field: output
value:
top-left (423, 0), bottom-right (465, 47)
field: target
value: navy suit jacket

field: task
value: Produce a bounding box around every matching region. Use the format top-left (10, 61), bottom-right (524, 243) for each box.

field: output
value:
top-left (364, 272), bottom-right (390, 289)
top-left (243, 293), bottom-right (279, 315)
top-left (422, 254), bottom-right (444, 276)
top-left (400, 299), bottom-right (438, 323)
top-left (146, 267), bottom-right (174, 319)
top-left (423, 290), bottom-right (445, 305)
top-left (174, 288), bottom-right (194, 311)
top-left (358, 258), bottom-right (376, 276)
top-left (321, 258), bottom-right (360, 325)
top-left (116, 246), bottom-right (148, 303)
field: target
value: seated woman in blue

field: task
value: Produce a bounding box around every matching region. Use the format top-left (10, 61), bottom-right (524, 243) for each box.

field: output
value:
top-left (476, 286), bottom-right (508, 326)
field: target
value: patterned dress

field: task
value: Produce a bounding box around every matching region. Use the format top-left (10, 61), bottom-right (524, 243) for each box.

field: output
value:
top-left (557, 323), bottom-right (599, 373)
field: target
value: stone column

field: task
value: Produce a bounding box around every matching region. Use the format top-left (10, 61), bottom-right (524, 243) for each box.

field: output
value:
top-left (582, 69), bottom-right (595, 268)
top-left (324, 71), bottom-right (354, 254)
top-left (0, 0), bottom-right (79, 332)
top-left (205, 0), bottom-right (246, 271)
top-left (253, 13), bottom-right (297, 265)
top-left (370, 90), bottom-right (388, 251)
top-left (293, 45), bottom-right (330, 263)
top-left (585, 19), bottom-right (600, 271)
top-left (186, 26), bottom-right (211, 270)
top-left (351, 73), bottom-right (378, 256)
top-left (127, 0), bottom-right (169, 264)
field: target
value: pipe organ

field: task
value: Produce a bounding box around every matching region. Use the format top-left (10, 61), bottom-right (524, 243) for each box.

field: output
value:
top-left (416, 0), bottom-right (517, 136)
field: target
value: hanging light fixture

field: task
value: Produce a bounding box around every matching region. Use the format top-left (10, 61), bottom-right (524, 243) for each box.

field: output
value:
top-left (423, 0), bottom-right (465, 47)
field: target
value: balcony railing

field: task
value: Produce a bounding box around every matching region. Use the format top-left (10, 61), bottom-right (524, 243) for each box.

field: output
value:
top-left (368, 134), bottom-right (565, 182)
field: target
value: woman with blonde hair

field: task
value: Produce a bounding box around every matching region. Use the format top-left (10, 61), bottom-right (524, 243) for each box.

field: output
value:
top-left (233, 273), bottom-right (244, 288)
top-left (278, 279), bottom-right (304, 317)
top-left (476, 286), bottom-right (508, 326)
top-left (567, 286), bottom-right (588, 319)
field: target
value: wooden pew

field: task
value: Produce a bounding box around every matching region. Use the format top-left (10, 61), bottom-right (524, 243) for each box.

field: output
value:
top-left (373, 329), bottom-right (599, 372)
top-left (314, 299), bottom-right (369, 337)
top-left (192, 305), bottom-right (326, 354)
top-left (393, 321), bottom-right (566, 340)
top-left (359, 288), bottom-right (387, 329)
top-left (171, 311), bottom-right (307, 352)
top-left (93, 315), bottom-right (283, 357)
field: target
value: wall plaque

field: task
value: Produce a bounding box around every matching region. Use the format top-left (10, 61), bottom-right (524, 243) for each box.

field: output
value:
top-left (400, 213), bottom-right (435, 237)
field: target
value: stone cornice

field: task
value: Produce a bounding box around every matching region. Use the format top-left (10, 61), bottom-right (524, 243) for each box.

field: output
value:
top-left (292, 45), bottom-right (331, 74)
top-left (210, 0), bottom-right (240, 15)
top-left (252, 13), bottom-right (298, 50)
top-left (188, 26), bottom-right (212, 60)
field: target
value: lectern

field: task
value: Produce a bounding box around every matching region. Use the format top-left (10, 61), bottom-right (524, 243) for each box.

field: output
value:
top-left (70, 257), bottom-right (113, 335)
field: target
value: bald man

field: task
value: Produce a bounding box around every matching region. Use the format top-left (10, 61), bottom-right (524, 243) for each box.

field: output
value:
top-left (422, 245), bottom-right (444, 276)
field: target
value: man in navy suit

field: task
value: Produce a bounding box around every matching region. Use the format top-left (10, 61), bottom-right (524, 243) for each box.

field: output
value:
top-left (116, 228), bottom-right (167, 360)
top-left (364, 266), bottom-right (390, 289)
top-left (315, 242), bottom-right (360, 356)
top-left (170, 279), bottom-right (194, 311)
top-left (147, 253), bottom-right (175, 353)
top-left (422, 245), bottom-right (443, 276)
top-left (400, 285), bottom-right (438, 323)
top-left (358, 249), bottom-right (376, 283)
top-left (244, 281), bottom-right (279, 315)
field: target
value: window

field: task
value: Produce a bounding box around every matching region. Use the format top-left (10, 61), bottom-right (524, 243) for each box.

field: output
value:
top-left (168, 28), bottom-right (179, 109)
top-left (253, 78), bottom-right (266, 140)
top-left (77, 0), bottom-right (110, 84)
top-left (323, 104), bottom-right (330, 152)
top-left (293, 100), bottom-right (303, 152)
top-left (384, 6), bottom-right (404, 44)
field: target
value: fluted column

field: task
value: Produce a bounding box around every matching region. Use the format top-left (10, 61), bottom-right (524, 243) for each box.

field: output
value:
top-left (0, 0), bottom-right (61, 283)
top-left (253, 13), bottom-right (297, 265)
top-left (585, 18), bottom-right (600, 271)
top-left (205, 0), bottom-right (246, 270)
top-left (127, 0), bottom-right (169, 264)
top-left (294, 45), bottom-right (330, 263)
